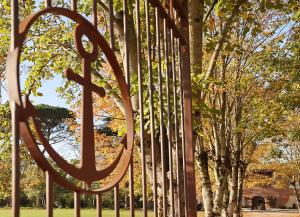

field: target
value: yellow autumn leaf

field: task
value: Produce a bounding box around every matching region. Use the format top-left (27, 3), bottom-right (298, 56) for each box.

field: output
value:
top-left (209, 17), bottom-right (215, 32)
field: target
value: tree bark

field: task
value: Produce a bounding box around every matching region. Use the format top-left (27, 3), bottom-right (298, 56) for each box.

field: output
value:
top-left (188, 0), bottom-right (204, 76)
top-left (235, 165), bottom-right (245, 217)
top-left (35, 196), bottom-right (40, 208)
top-left (115, 12), bottom-right (138, 110)
top-left (228, 162), bottom-right (239, 217)
top-left (197, 148), bottom-right (214, 217)
top-left (213, 162), bottom-right (227, 217)
top-left (221, 178), bottom-right (229, 217)
top-left (291, 178), bottom-right (300, 213)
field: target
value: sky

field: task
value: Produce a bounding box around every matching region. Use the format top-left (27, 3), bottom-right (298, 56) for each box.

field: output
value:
top-left (1, 75), bottom-right (68, 108)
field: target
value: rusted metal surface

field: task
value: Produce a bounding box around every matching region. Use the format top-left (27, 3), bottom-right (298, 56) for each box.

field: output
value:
top-left (178, 38), bottom-right (188, 217)
top-left (123, 0), bottom-right (130, 85)
top-left (172, 30), bottom-right (181, 217)
top-left (145, 0), bottom-right (158, 217)
top-left (164, 19), bottom-right (175, 217)
top-left (114, 185), bottom-right (120, 217)
top-left (149, 0), bottom-right (187, 45)
top-left (7, 7), bottom-right (134, 194)
top-left (165, 0), bottom-right (187, 21)
top-left (180, 9), bottom-right (198, 216)
top-left (96, 194), bottom-right (102, 217)
top-left (122, 0), bottom-right (135, 215)
top-left (11, 103), bottom-right (20, 217)
top-left (7, 1), bottom-right (197, 216)
top-left (129, 158), bottom-right (135, 217)
top-left (45, 0), bottom-right (51, 7)
top-left (72, 0), bottom-right (77, 11)
top-left (109, 0), bottom-right (115, 49)
top-left (46, 171), bottom-right (53, 217)
top-left (155, 8), bottom-right (168, 217)
top-left (93, 0), bottom-right (97, 27)
top-left (140, 0), bottom-right (148, 216)
top-left (74, 192), bottom-right (80, 217)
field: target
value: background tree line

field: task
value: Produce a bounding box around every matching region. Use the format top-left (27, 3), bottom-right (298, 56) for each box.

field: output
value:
top-left (0, 0), bottom-right (299, 217)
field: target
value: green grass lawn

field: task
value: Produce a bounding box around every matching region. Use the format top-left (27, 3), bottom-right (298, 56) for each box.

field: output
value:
top-left (0, 208), bottom-right (207, 217)
top-left (0, 208), bottom-right (150, 217)
top-left (1, 208), bottom-right (297, 217)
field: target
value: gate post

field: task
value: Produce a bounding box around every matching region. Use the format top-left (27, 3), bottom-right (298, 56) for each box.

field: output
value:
top-left (180, 2), bottom-right (197, 217)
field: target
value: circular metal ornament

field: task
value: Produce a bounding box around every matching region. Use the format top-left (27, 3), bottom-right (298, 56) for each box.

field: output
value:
top-left (7, 7), bottom-right (134, 194)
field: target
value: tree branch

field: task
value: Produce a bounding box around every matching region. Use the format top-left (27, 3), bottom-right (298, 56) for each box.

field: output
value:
top-left (97, 0), bottom-right (123, 30)
top-left (203, 0), bottom-right (219, 23)
top-left (204, 0), bottom-right (246, 82)
top-left (92, 71), bottom-right (125, 115)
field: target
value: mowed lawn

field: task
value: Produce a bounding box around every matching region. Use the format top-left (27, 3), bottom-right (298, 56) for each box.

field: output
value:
top-left (0, 208), bottom-right (146, 217)
top-left (242, 211), bottom-right (299, 217)
top-left (0, 208), bottom-right (299, 217)
top-left (1, 209), bottom-right (154, 217)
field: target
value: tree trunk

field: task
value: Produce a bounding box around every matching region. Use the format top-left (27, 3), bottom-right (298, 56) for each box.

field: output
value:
top-left (188, 1), bottom-right (208, 213)
top-left (188, 0), bottom-right (204, 76)
top-left (124, 191), bottom-right (129, 209)
top-left (157, 188), bottom-right (164, 217)
top-left (173, 144), bottom-right (185, 217)
top-left (188, 2), bottom-right (208, 214)
top-left (7, 198), bottom-right (12, 207)
top-left (235, 165), bottom-right (245, 217)
top-left (115, 12), bottom-right (138, 110)
top-left (291, 178), bottom-right (300, 213)
top-left (221, 178), bottom-right (229, 217)
top-left (228, 162), bottom-right (239, 217)
top-left (213, 163), bottom-right (227, 217)
top-left (35, 196), bottom-right (40, 208)
top-left (197, 149), bottom-right (214, 217)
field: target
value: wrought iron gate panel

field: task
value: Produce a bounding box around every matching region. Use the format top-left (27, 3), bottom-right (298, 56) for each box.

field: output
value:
top-left (7, 0), bottom-right (197, 216)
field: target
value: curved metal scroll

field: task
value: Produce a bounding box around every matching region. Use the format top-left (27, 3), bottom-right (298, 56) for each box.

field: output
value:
top-left (7, 7), bottom-right (134, 193)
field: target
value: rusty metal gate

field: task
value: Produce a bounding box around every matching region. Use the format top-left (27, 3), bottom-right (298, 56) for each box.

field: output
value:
top-left (7, 0), bottom-right (196, 216)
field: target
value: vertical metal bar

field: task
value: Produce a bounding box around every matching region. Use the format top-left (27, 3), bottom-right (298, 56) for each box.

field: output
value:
top-left (74, 192), bottom-right (80, 217)
top-left (155, 8), bottom-right (167, 217)
top-left (46, 172), bottom-right (53, 217)
top-left (11, 0), bottom-right (18, 49)
top-left (109, 0), bottom-right (115, 49)
top-left (71, 0), bottom-right (77, 11)
top-left (177, 38), bottom-right (187, 216)
top-left (129, 158), bottom-right (135, 217)
top-left (123, 1), bottom-right (134, 216)
top-left (138, 0), bottom-right (148, 216)
top-left (114, 185), bottom-right (120, 217)
top-left (169, 0), bottom-right (174, 19)
top-left (171, 31), bottom-right (181, 217)
top-left (163, 17), bottom-right (174, 217)
top-left (181, 41), bottom-right (197, 217)
top-left (146, 2), bottom-right (158, 217)
top-left (45, 0), bottom-right (51, 7)
top-left (123, 0), bottom-right (130, 85)
top-left (96, 194), bottom-right (102, 217)
top-left (11, 2), bottom-right (19, 217)
top-left (180, 1), bottom-right (197, 213)
top-left (93, 0), bottom-right (97, 27)
top-left (11, 103), bottom-right (20, 217)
